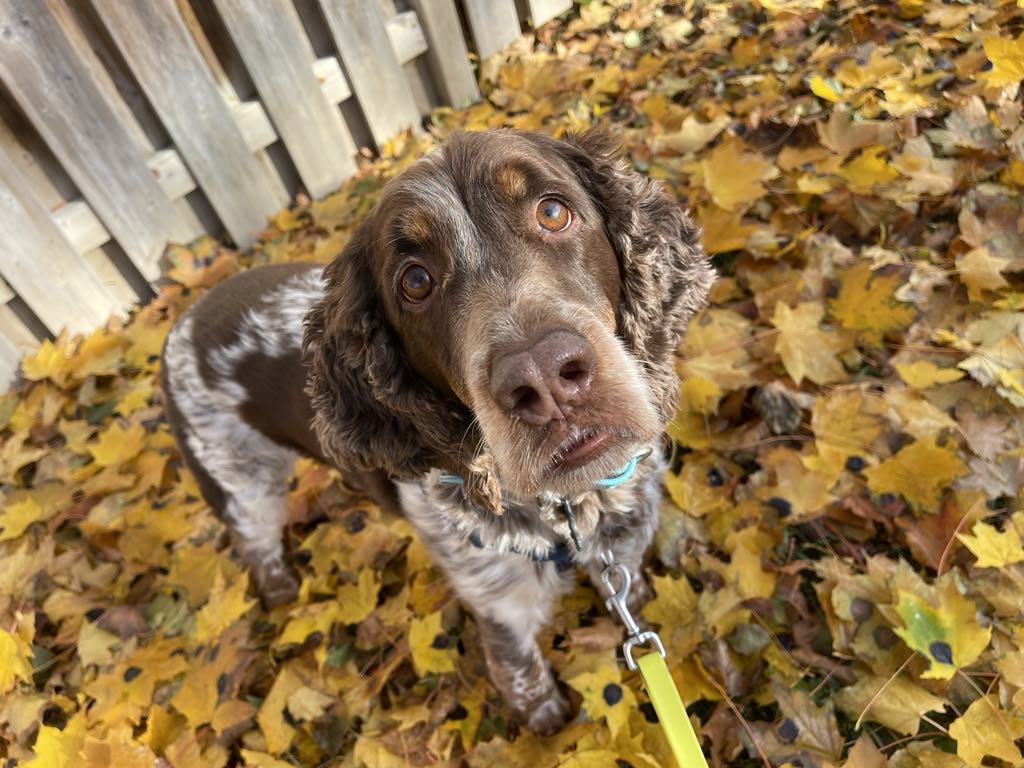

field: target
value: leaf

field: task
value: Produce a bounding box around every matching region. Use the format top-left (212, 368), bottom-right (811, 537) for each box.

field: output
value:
top-left (835, 674), bottom-right (946, 735)
top-left (948, 695), bottom-right (1024, 767)
top-left (700, 135), bottom-right (778, 211)
top-left (0, 627), bottom-right (33, 693)
top-left (21, 336), bottom-right (74, 385)
top-left (567, 663), bottom-right (636, 740)
top-left (979, 33), bottom-right (1024, 89)
top-left (771, 301), bottom-right (848, 385)
top-left (957, 246), bottom-right (1011, 302)
top-left (839, 146), bottom-right (899, 192)
top-left (23, 722), bottom-right (84, 768)
top-left (193, 569), bottom-right (255, 643)
top-left (894, 360), bottom-right (965, 389)
top-left (864, 439), bottom-right (967, 510)
top-left (831, 261), bottom-right (916, 345)
top-left (336, 567), bottom-right (380, 624)
top-left (957, 521), bottom-right (1024, 568)
top-left (893, 580), bottom-right (991, 679)
top-left (408, 611), bottom-right (455, 676)
top-left (808, 74), bottom-right (843, 102)
top-left (0, 497), bottom-right (48, 542)
top-left (88, 422), bottom-right (147, 467)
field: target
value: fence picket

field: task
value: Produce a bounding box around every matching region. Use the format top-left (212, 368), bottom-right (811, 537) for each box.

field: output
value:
top-left (0, 0), bottom-right (199, 281)
top-left (318, 0), bottom-right (422, 148)
top-left (214, 0), bottom-right (357, 199)
top-left (94, 0), bottom-right (289, 247)
top-left (0, 150), bottom-right (122, 334)
top-left (410, 0), bottom-right (480, 108)
top-left (462, 0), bottom-right (520, 59)
top-left (526, 0), bottom-right (572, 26)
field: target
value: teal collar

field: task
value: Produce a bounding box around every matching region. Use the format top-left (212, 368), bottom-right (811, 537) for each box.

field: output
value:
top-left (437, 447), bottom-right (652, 491)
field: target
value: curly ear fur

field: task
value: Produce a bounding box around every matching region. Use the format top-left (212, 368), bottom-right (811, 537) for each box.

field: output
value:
top-left (553, 129), bottom-right (716, 419)
top-left (302, 224), bottom-right (481, 486)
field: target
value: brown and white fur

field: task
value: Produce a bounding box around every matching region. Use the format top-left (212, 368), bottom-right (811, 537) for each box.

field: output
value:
top-left (161, 129), bottom-right (714, 734)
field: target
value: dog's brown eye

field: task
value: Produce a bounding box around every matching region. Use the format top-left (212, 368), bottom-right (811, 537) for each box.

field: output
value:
top-left (400, 264), bottom-right (433, 302)
top-left (536, 198), bottom-right (570, 231)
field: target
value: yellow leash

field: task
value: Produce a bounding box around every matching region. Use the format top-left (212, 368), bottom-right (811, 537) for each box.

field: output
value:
top-left (600, 551), bottom-right (710, 768)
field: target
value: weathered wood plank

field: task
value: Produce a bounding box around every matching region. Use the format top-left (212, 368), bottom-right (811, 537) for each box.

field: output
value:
top-left (387, 11), bottom-right (428, 65)
top-left (0, 150), bottom-right (122, 334)
top-left (0, 0), bottom-right (199, 281)
top-left (526, 0), bottom-right (572, 26)
top-left (313, 56), bottom-right (352, 105)
top-left (409, 0), bottom-right (480, 108)
top-left (462, 0), bottom-right (520, 59)
top-left (318, 0), bottom-right (422, 147)
top-left (52, 200), bottom-right (110, 255)
top-left (147, 149), bottom-right (197, 201)
top-left (214, 0), bottom-right (356, 199)
top-left (94, 0), bottom-right (288, 247)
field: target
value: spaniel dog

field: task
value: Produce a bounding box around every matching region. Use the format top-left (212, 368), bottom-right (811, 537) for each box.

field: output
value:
top-left (161, 129), bottom-right (714, 734)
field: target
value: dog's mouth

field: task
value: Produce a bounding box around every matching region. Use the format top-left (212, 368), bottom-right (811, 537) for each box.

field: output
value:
top-left (551, 427), bottom-right (616, 470)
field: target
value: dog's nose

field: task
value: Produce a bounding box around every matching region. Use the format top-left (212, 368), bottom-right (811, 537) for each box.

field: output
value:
top-left (490, 330), bottom-right (596, 426)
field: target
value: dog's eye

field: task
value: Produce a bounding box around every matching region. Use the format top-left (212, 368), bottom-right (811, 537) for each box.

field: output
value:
top-left (400, 264), bottom-right (433, 302)
top-left (536, 198), bottom-right (571, 231)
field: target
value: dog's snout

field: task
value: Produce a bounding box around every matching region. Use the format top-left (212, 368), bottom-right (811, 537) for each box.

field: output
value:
top-left (490, 330), bottom-right (596, 426)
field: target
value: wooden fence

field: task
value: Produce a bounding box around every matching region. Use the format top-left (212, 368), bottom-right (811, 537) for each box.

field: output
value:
top-left (0, 0), bottom-right (572, 386)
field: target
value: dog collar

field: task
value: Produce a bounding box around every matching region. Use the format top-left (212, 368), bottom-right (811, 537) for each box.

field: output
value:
top-left (437, 448), bottom-right (652, 490)
top-left (437, 447), bottom-right (654, 558)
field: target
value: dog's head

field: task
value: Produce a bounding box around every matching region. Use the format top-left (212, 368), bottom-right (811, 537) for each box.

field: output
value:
top-left (303, 129), bottom-right (714, 509)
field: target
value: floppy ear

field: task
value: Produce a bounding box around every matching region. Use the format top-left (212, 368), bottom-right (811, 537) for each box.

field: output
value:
top-left (302, 222), bottom-right (476, 485)
top-left (556, 129), bottom-right (716, 419)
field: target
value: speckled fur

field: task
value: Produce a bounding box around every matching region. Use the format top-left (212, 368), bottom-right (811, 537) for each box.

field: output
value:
top-left (162, 129), bottom-right (714, 733)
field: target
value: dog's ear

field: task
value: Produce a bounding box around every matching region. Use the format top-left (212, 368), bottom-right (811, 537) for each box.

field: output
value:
top-left (302, 220), bottom-right (475, 485)
top-left (555, 129), bottom-right (716, 418)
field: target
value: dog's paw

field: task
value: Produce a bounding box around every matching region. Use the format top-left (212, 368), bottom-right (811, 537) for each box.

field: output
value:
top-left (523, 688), bottom-right (571, 736)
top-left (252, 561), bottom-right (300, 609)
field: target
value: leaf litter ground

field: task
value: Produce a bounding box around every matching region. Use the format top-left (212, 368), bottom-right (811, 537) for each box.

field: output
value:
top-left (3, 1), bottom-right (1024, 766)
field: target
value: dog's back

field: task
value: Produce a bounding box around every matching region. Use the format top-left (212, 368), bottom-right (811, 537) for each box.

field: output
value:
top-left (160, 262), bottom-right (325, 605)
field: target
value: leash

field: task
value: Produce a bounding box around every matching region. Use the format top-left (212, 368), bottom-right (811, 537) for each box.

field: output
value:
top-left (439, 447), bottom-right (708, 764)
top-left (600, 549), bottom-right (708, 768)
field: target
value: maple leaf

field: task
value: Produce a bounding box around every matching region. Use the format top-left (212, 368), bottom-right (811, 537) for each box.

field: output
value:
top-left (864, 439), bottom-right (967, 510)
top-left (893, 579), bottom-right (991, 679)
top-left (894, 360), bottom-right (965, 389)
top-left (979, 33), bottom-right (1024, 89)
top-left (831, 261), bottom-right (916, 345)
top-left (193, 569), bottom-right (255, 643)
top-left (0, 497), bottom-right (48, 542)
top-left (700, 135), bottom-right (778, 211)
top-left (771, 301), bottom-right (848, 385)
top-left (957, 521), bottom-right (1024, 568)
top-left (567, 663), bottom-right (636, 740)
top-left (408, 611), bottom-right (455, 676)
top-left (949, 695), bottom-right (1024, 767)
top-left (88, 421), bottom-right (146, 467)
top-left (839, 146), bottom-right (899, 193)
top-left (0, 627), bottom-right (33, 694)
top-left (835, 674), bottom-right (946, 735)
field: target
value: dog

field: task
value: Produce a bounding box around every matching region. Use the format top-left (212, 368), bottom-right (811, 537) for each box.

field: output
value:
top-left (160, 128), bottom-right (714, 734)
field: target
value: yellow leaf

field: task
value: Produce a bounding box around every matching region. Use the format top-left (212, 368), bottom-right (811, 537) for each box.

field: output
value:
top-left (894, 360), bottom-right (965, 389)
top-left (701, 135), bottom-right (778, 211)
top-left (336, 567), bottom-right (380, 624)
top-left (957, 521), bottom-right (1024, 568)
top-left (808, 74), bottom-right (843, 102)
top-left (81, 724), bottom-right (157, 768)
top-left (193, 569), bottom-right (255, 643)
top-left (771, 301), bottom-right (848, 385)
top-left (76, 621), bottom-right (119, 667)
top-left (0, 497), bottom-right (48, 542)
top-left (864, 439), bottom-right (967, 510)
top-left (0, 627), bottom-right (33, 693)
top-left (567, 663), bottom-right (636, 740)
top-left (408, 611), bottom-right (455, 676)
top-left (257, 663), bottom-right (306, 754)
top-left (21, 335), bottom-right (74, 385)
top-left (841, 735), bottom-right (887, 768)
top-left (285, 685), bottom-right (335, 720)
top-left (839, 146), bottom-right (899, 193)
top-left (23, 721), bottom-right (84, 768)
top-left (696, 203), bottom-right (756, 253)
top-left (980, 34), bottom-right (1024, 89)
top-left (240, 750), bottom-right (295, 768)
top-left (757, 447), bottom-right (834, 520)
top-left (831, 262), bottom-right (916, 345)
top-left (835, 675), bottom-right (946, 735)
top-left (88, 422), bottom-right (147, 467)
top-left (893, 580), bottom-right (991, 679)
top-left (70, 328), bottom-right (127, 379)
top-left (957, 246), bottom-right (1010, 301)
top-left (949, 696), bottom-right (1024, 767)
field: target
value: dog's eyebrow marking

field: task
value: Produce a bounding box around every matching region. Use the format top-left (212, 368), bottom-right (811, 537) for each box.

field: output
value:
top-left (495, 164), bottom-right (529, 200)
top-left (398, 210), bottom-right (434, 244)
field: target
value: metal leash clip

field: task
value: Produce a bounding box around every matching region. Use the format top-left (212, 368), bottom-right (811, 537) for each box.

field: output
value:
top-left (599, 549), bottom-right (666, 671)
